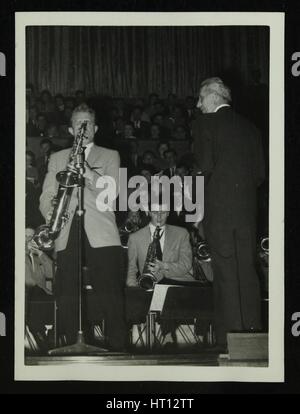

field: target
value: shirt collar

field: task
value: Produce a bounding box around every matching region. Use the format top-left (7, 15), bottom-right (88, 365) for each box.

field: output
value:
top-left (84, 142), bottom-right (94, 150)
top-left (149, 222), bottom-right (165, 234)
top-left (214, 104), bottom-right (230, 113)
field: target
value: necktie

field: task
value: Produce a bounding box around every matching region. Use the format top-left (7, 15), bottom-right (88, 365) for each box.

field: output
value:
top-left (154, 227), bottom-right (163, 261)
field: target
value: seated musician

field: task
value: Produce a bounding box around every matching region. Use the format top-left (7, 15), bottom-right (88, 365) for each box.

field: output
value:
top-left (25, 228), bottom-right (54, 350)
top-left (126, 199), bottom-right (195, 288)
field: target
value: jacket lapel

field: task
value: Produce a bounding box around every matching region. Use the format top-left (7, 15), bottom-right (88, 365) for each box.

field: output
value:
top-left (86, 144), bottom-right (100, 167)
top-left (146, 226), bottom-right (152, 245)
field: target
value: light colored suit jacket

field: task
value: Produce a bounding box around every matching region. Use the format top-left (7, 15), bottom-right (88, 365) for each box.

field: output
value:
top-left (40, 145), bottom-right (121, 252)
top-left (127, 224), bottom-right (194, 286)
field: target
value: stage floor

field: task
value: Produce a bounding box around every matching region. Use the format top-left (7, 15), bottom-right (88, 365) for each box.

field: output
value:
top-left (26, 352), bottom-right (220, 366)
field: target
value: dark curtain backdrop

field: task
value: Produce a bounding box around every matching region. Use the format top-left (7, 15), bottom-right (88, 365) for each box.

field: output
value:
top-left (26, 26), bottom-right (269, 97)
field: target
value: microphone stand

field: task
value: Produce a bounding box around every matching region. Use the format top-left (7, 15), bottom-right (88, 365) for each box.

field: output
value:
top-left (48, 149), bottom-right (108, 355)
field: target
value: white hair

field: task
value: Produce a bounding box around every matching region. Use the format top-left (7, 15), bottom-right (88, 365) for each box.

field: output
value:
top-left (200, 77), bottom-right (232, 103)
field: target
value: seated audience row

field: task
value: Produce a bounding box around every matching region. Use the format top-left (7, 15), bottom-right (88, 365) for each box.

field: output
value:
top-left (26, 85), bottom-right (198, 142)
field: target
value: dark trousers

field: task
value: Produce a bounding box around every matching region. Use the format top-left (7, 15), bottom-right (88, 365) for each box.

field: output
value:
top-left (56, 218), bottom-right (127, 351)
top-left (208, 226), bottom-right (262, 346)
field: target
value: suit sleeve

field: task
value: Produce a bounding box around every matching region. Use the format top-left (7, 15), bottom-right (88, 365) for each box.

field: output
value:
top-left (39, 153), bottom-right (59, 220)
top-left (159, 230), bottom-right (194, 281)
top-left (126, 234), bottom-right (139, 287)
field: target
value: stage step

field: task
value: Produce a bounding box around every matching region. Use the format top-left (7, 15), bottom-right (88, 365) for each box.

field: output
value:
top-left (218, 332), bottom-right (268, 366)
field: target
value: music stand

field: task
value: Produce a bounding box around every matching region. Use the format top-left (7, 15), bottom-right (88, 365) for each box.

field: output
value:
top-left (48, 150), bottom-right (108, 355)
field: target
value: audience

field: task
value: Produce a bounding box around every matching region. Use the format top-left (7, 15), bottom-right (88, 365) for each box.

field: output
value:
top-left (36, 138), bottom-right (57, 185)
top-left (26, 151), bottom-right (39, 186)
top-left (163, 149), bottom-right (178, 178)
top-left (141, 150), bottom-right (157, 171)
top-left (130, 106), bottom-right (150, 139)
top-left (154, 141), bottom-right (170, 171)
top-left (148, 123), bottom-right (162, 140)
top-left (123, 122), bottom-right (136, 140)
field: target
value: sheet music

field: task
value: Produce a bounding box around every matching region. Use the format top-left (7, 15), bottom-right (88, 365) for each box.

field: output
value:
top-left (149, 284), bottom-right (183, 312)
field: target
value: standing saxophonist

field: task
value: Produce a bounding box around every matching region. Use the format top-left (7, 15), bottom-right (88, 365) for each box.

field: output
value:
top-left (40, 104), bottom-right (127, 351)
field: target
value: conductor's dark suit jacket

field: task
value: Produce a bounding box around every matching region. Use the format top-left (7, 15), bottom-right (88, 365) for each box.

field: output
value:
top-left (192, 106), bottom-right (265, 255)
top-left (192, 106), bottom-right (265, 343)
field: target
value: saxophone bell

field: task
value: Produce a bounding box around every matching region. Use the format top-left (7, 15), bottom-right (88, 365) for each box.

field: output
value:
top-left (32, 224), bottom-right (55, 251)
top-left (138, 273), bottom-right (157, 291)
top-left (196, 241), bottom-right (211, 262)
top-left (260, 237), bottom-right (269, 255)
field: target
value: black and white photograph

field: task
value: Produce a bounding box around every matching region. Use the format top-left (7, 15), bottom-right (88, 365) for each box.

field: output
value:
top-left (15, 12), bottom-right (284, 381)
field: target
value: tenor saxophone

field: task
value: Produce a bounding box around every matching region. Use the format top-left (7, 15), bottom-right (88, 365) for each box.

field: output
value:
top-left (138, 226), bottom-right (161, 291)
top-left (33, 121), bottom-right (87, 250)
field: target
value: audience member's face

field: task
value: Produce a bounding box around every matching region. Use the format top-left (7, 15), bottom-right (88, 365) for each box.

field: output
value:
top-left (70, 111), bottom-right (98, 145)
top-left (149, 203), bottom-right (169, 227)
top-left (35, 100), bottom-right (45, 113)
top-left (37, 116), bottom-right (47, 131)
top-left (135, 99), bottom-right (144, 107)
top-left (197, 87), bottom-right (216, 113)
top-left (26, 87), bottom-right (34, 98)
top-left (143, 153), bottom-right (154, 165)
top-left (41, 92), bottom-right (51, 103)
top-left (153, 115), bottom-right (163, 126)
top-left (127, 211), bottom-right (140, 224)
top-left (140, 169), bottom-right (152, 183)
top-left (158, 143), bottom-right (169, 157)
top-left (115, 118), bottom-right (124, 131)
top-left (186, 97), bottom-right (195, 109)
top-left (130, 141), bottom-right (138, 154)
top-left (168, 94), bottom-right (176, 105)
top-left (65, 99), bottom-right (75, 110)
top-left (176, 166), bottom-right (188, 180)
top-left (26, 154), bottom-right (33, 168)
top-left (149, 95), bottom-right (158, 105)
top-left (173, 106), bottom-right (182, 118)
top-left (55, 97), bottom-right (64, 108)
top-left (41, 143), bottom-right (51, 156)
top-left (165, 151), bottom-right (176, 167)
top-left (28, 107), bottom-right (37, 121)
top-left (47, 125), bottom-right (58, 137)
top-left (116, 99), bottom-right (124, 109)
top-left (150, 124), bottom-right (160, 139)
top-left (132, 108), bottom-right (142, 120)
top-left (64, 107), bottom-right (73, 122)
top-left (174, 127), bottom-right (187, 140)
top-left (75, 92), bottom-right (85, 104)
top-left (154, 102), bottom-right (164, 114)
top-left (124, 124), bottom-right (134, 138)
top-left (110, 108), bottom-right (118, 120)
